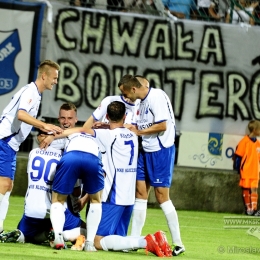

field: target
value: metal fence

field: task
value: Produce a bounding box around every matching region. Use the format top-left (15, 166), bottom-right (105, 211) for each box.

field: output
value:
top-left (57, 0), bottom-right (260, 24)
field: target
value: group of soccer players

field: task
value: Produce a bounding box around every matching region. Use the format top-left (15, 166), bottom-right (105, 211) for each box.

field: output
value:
top-left (0, 60), bottom-right (185, 256)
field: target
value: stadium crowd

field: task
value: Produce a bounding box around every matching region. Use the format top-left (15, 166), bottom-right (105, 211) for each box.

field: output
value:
top-left (69, 0), bottom-right (260, 26)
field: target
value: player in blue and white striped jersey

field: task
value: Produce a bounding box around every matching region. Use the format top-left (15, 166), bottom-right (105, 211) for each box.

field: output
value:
top-left (88, 101), bottom-right (138, 251)
top-left (0, 60), bottom-right (63, 234)
top-left (118, 74), bottom-right (185, 256)
top-left (84, 95), bottom-right (136, 127)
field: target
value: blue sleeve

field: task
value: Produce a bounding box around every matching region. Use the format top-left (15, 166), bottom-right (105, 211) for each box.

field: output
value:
top-left (233, 154), bottom-right (242, 173)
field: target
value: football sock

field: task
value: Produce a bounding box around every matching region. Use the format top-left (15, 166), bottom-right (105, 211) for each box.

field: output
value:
top-left (100, 235), bottom-right (146, 251)
top-left (50, 202), bottom-right (65, 236)
top-left (86, 203), bottom-right (102, 243)
top-left (62, 227), bottom-right (81, 242)
top-left (160, 200), bottom-right (182, 246)
top-left (130, 198), bottom-right (147, 236)
top-left (251, 192), bottom-right (258, 211)
top-left (242, 188), bottom-right (251, 211)
top-left (0, 192), bottom-right (10, 232)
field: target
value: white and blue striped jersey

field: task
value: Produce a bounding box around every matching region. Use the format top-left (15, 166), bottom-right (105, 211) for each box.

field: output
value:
top-left (133, 88), bottom-right (176, 152)
top-left (92, 95), bottom-right (137, 124)
top-left (94, 127), bottom-right (138, 205)
top-left (25, 146), bottom-right (62, 218)
top-left (0, 82), bottom-right (41, 151)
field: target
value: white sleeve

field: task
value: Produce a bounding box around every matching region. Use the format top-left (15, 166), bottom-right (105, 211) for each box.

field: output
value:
top-left (18, 87), bottom-right (35, 112)
top-left (92, 96), bottom-right (112, 121)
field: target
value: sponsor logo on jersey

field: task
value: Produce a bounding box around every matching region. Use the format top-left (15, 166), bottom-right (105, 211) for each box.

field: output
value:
top-left (0, 29), bottom-right (21, 95)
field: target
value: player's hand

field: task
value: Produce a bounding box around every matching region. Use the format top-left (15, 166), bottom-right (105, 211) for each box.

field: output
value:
top-left (92, 122), bottom-right (110, 129)
top-left (40, 124), bottom-right (63, 135)
top-left (37, 134), bottom-right (48, 144)
top-left (74, 195), bottom-right (89, 212)
top-left (73, 198), bottom-right (84, 213)
top-left (39, 135), bottom-right (55, 150)
top-left (127, 125), bottom-right (138, 134)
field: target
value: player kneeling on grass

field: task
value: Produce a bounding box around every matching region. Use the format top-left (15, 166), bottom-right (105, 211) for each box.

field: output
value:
top-left (0, 140), bottom-right (86, 245)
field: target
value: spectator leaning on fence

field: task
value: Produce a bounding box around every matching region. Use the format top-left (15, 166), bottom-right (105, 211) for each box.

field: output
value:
top-left (208, 0), bottom-right (229, 22)
top-left (225, 0), bottom-right (259, 25)
top-left (162, 0), bottom-right (197, 19)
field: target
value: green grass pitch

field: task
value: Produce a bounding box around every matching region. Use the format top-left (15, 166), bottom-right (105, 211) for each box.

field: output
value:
top-left (1, 196), bottom-right (260, 259)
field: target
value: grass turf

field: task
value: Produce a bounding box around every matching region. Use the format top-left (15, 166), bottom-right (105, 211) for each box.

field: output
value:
top-left (1, 196), bottom-right (260, 259)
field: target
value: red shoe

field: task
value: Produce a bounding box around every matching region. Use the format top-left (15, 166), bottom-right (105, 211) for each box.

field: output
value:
top-left (145, 234), bottom-right (165, 257)
top-left (154, 231), bottom-right (173, 257)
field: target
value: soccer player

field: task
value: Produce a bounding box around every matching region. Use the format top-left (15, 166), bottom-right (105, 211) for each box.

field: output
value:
top-left (85, 101), bottom-right (172, 257)
top-left (118, 74), bottom-right (185, 256)
top-left (0, 103), bottom-right (85, 245)
top-left (0, 60), bottom-right (63, 234)
top-left (0, 140), bottom-right (85, 245)
top-left (83, 95), bottom-right (138, 129)
top-left (40, 101), bottom-right (172, 256)
top-left (87, 101), bottom-right (139, 246)
top-left (47, 131), bottom-right (104, 250)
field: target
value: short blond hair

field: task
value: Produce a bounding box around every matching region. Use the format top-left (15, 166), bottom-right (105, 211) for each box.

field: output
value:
top-left (37, 60), bottom-right (60, 77)
top-left (248, 120), bottom-right (260, 133)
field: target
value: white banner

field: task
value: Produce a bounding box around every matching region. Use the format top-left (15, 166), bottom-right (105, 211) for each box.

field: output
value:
top-left (177, 131), bottom-right (243, 170)
top-left (40, 3), bottom-right (260, 136)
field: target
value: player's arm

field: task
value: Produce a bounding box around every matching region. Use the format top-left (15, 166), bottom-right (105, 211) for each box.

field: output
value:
top-left (83, 115), bottom-right (96, 129)
top-left (129, 121), bottom-right (166, 136)
top-left (39, 127), bottom-right (95, 149)
top-left (17, 110), bottom-right (63, 134)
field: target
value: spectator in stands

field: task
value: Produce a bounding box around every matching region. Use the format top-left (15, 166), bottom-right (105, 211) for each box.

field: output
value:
top-left (70, 0), bottom-right (95, 7)
top-left (197, 0), bottom-right (211, 20)
top-left (162, 0), bottom-right (197, 19)
top-left (107, 0), bottom-right (126, 11)
top-left (126, 0), bottom-right (158, 14)
top-left (208, 0), bottom-right (229, 22)
top-left (225, 0), bottom-right (259, 25)
top-left (254, 3), bottom-right (260, 26)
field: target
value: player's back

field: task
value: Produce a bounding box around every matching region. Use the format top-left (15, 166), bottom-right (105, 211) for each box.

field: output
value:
top-left (24, 146), bottom-right (63, 218)
top-left (65, 132), bottom-right (100, 157)
top-left (93, 95), bottom-right (136, 124)
top-left (95, 127), bottom-right (138, 205)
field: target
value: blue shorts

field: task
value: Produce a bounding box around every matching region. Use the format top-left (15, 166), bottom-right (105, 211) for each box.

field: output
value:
top-left (96, 203), bottom-right (133, 237)
top-left (137, 145), bottom-right (175, 187)
top-left (0, 139), bottom-right (16, 180)
top-left (17, 209), bottom-right (81, 243)
top-left (17, 215), bottom-right (52, 242)
top-left (53, 151), bottom-right (104, 195)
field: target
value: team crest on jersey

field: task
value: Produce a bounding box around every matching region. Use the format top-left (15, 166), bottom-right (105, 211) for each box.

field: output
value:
top-left (0, 29), bottom-right (21, 95)
top-left (28, 99), bottom-right (32, 104)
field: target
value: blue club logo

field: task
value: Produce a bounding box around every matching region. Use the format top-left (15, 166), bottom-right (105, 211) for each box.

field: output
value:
top-left (0, 29), bottom-right (21, 95)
